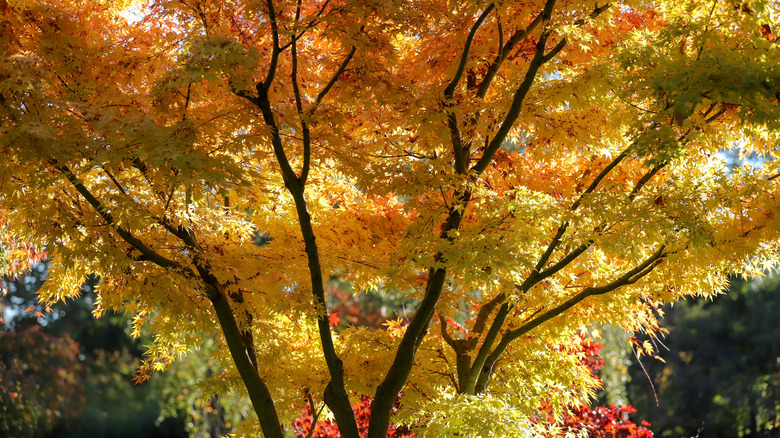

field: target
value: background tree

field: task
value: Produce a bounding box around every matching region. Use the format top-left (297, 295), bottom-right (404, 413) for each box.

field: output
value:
top-left (1, 265), bottom-right (251, 438)
top-left (0, 325), bottom-right (82, 438)
top-left (628, 276), bottom-right (780, 438)
top-left (2, 0), bottom-right (780, 436)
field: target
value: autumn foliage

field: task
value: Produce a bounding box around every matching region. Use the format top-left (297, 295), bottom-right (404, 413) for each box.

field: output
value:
top-left (0, 326), bottom-right (83, 437)
top-left (548, 340), bottom-right (653, 438)
top-left (0, 213), bottom-right (45, 289)
top-left (1, 0), bottom-right (779, 436)
top-left (293, 395), bottom-right (414, 438)
top-left (292, 339), bottom-right (654, 438)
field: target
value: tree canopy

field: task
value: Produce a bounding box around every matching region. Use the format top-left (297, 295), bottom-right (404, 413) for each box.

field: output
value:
top-left (1, 0), bottom-right (779, 436)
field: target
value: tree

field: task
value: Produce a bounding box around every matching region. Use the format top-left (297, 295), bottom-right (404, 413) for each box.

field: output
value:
top-left (1, 0), bottom-right (779, 436)
top-left (1, 264), bottom-right (251, 438)
top-left (0, 326), bottom-right (83, 438)
top-left (628, 276), bottom-right (780, 438)
top-left (291, 338), bottom-right (655, 437)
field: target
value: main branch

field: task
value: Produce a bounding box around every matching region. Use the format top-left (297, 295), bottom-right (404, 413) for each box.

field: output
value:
top-left (369, 0), bottom-right (565, 432)
top-left (368, 189), bottom-right (473, 438)
top-left (247, 54), bottom-right (360, 435)
top-left (208, 283), bottom-right (285, 438)
top-left (476, 12), bottom-right (543, 98)
top-left (58, 164), bottom-right (181, 269)
top-left (460, 139), bottom-right (661, 393)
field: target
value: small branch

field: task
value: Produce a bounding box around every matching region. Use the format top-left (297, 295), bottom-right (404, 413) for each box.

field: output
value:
top-left (704, 104), bottom-right (728, 123)
top-left (443, 5), bottom-right (494, 173)
top-left (279, 0), bottom-right (331, 51)
top-left (613, 90), bottom-right (658, 114)
top-left (297, 22), bottom-right (361, 184)
top-left (535, 241), bottom-right (593, 281)
top-left (129, 156), bottom-right (175, 208)
top-left (311, 38), bottom-right (361, 112)
top-left (448, 111), bottom-right (468, 174)
top-left (253, 82), bottom-right (299, 188)
top-left (477, 245), bottom-right (667, 391)
top-left (632, 342), bottom-right (660, 406)
top-left (700, 101), bottom-right (718, 119)
top-left (540, 37), bottom-right (567, 63)
top-left (102, 167), bottom-right (128, 195)
top-left (334, 255), bottom-right (381, 270)
top-left (470, 0), bottom-right (560, 176)
top-left (304, 390), bottom-right (322, 438)
top-left (182, 82), bottom-right (192, 121)
top-left (100, 166), bottom-right (199, 248)
top-left (629, 162), bottom-right (667, 201)
top-left (540, 3), bottom-right (612, 64)
top-left (571, 144), bottom-right (632, 211)
top-left (58, 164), bottom-right (181, 269)
top-left (438, 314), bottom-right (459, 351)
top-left (497, 18), bottom-right (504, 62)
top-left (444, 5), bottom-right (495, 98)
top-left (471, 292), bottom-right (505, 335)
top-left (476, 12), bottom-right (543, 98)
top-left (291, 1), bottom-right (313, 185)
top-left (263, 0), bottom-right (282, 90)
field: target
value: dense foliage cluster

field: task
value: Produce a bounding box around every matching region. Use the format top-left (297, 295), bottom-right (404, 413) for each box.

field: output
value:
top-left (2, 0), bottom-right (779, 436)
top-left (554, 405), bottom-right (653, 438)
top-left (292, 340), bottom-right (654, 437)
